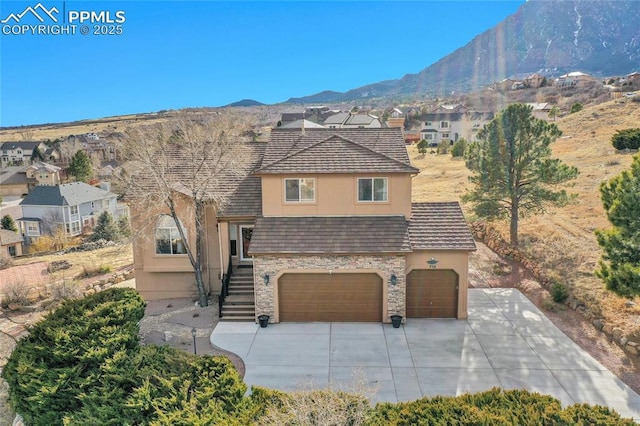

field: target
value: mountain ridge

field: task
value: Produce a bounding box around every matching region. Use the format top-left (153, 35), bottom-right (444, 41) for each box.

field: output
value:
top-left (285, 0), bottom-right (640, 104)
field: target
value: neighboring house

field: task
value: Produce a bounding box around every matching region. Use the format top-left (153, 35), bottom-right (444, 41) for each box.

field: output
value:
top-left (0, 142), bottom-right (57, 167)
top-left (418, 111), bottom-right (493, 145)
top-left (385, 108), bottom-right (406, 129)
top-left (133, 128), bottom-right (476, 324)
top-left (0, 229), bottom-right (23, 257)
top-left (554, 71), bottom-right (595, 88)
top-left (18, 182), bottom-right (124, 242)
top-left (524, 73), bottom-right (546, 88)
top-left (627, 72), bottom-right (640, 85)
top-left (67, 134), bottom-right (118, 162)
top-left (526, 103), bottom-right (553, 120)
top-left (324, 112), bottom-right (382, 129)
top-left (0, 162), bottom-right (61, 197)
top-left (279, 119), bottom-right (326, 129)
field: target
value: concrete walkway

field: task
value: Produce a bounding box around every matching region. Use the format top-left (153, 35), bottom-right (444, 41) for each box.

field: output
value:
top-left (212, 288), bottom-right (640, 421)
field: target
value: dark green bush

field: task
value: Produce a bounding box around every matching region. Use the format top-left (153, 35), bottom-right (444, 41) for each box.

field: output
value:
top-left (451, 138), bottom-right (468, 157)
top-left (551, 281), bottom-right (569, 304)
top-left (2, 288), bottom-right (145, 425)
top-left (570, 102), bottom-right (584, 113)
top-left (611, 128), bottom-right (640, 150)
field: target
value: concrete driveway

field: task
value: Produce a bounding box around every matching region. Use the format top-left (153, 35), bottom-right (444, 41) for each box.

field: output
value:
top-left (211, 288), bottom-right (640, 420)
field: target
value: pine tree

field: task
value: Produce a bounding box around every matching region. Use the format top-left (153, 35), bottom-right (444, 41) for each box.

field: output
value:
top-left (463, 104), bottom-right (579, 245)
top-left (69, 150), bottom-right (93, 182)
top-left (595, 154), bottom-right (640, 296)
top-left (90, 211), bottom-right (121, 242)
top-left (1, 214), bottom-right (18, 232)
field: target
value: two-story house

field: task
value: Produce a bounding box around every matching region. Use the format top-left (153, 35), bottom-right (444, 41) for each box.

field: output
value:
top-left (419, 111), bottom-right (494, 146)
top-left (0, 142), bottom-right (59, 167)
top-left (133, 128), bottom-right (475, 324)
top-left (0, 162), bottom-right (62, 197)
top-left (18, 182), bottom-right (125, 243)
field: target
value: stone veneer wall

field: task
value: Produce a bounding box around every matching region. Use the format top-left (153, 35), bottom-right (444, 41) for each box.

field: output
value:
top-left (253, 255), bottom-right (406, 323)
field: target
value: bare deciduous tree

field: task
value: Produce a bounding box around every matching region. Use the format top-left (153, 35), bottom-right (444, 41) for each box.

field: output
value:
top-left (116, 114), bottom-right (252, 307)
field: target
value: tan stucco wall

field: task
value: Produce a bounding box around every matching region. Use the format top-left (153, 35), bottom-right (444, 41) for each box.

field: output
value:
top-left (405, 250), bottom-right (471, 319)
top-left (3, 242), bottom-right (23, 257)
top-left (261, 173), bottom-right (412, 218)
top-left (132, 193), bottom-right (222, 301)
top-left (253, 254), bottom-right (406, 324)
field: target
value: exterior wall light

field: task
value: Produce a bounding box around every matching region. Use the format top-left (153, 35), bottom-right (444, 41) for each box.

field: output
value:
top-left (390, 273), bottom-right (397, 286)
top-left (263, 273), bottom-right (270, 285)
top-left (427, 258), bottom-right (439, 269)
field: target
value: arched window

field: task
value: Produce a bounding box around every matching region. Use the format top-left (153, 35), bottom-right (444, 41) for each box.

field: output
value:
top-left (155, 215), bottom-right (187, 255)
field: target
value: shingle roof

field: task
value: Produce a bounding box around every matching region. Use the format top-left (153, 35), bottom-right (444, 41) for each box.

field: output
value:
top-left (409, 202), bottom-right (476, 251)
top-left (323, 112), bottom-right (349, 125)
top-left (20, 182), bottom-right (113, 207)
top-left (419, 113), bottom-right (465, 122)
top-left (0, 141), bottom-right (41, 152)
top-left (249, 215), bottom-right (411, 255)
top-left (280, 119), bottom-right (325, 129)
top-left (217, 143), bottom-right (265, 218)
top-left (345, 114), bottom-right (377, 125)
top-left (257, 128), bottom-right (417, 174)
top-left (0, 229), bottom-right (23, 245)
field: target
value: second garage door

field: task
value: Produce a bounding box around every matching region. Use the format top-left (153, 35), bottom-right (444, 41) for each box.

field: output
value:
top-left (406, 269), bottom-right (458, 318)
top-left (279, 273), bottom-right (382, 322)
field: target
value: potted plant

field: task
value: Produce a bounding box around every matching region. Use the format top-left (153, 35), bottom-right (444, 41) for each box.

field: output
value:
top-left (390, 314), bottom-right (402, 328)
top-left (258, 314), bottom-right (270, 328)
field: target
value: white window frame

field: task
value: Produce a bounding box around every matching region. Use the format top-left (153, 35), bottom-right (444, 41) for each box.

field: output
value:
top-left (424, 134), bottom-right (433, 140)
top-left (70, 205), bottom-right (78, 215)
top-left (102, 199), bottom-right (110, 209)
top-left (71, 221), bottom-right (81, 235)
top-left (441, 133), bottom-right (450, 139)
top-left (155, 215), bottom-right (187, 255)
top-left (440, 121), bottom-right (449, 129)
top-left (357, 177), bottom-right (388, 202)
top-left (284, 178), bottom-right (315, 203)
top-left (27, 222), bottom-right (40, 235)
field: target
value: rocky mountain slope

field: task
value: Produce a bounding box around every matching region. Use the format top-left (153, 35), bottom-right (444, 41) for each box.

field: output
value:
top-left (288, 0), bottom-right (640, 103)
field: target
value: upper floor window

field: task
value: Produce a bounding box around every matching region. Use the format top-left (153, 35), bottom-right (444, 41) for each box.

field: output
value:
top-left (425, 121), bottom-right (432, 127)
top-left (285, 178), bottom-right (315, 203)
top-left (358, 177), bottom-right (388, 202)
top-left (70, 205), bottom-right (78, 215)
top-left (102, 199), bottom-right (110, 209)
top-left (155, 215), bottom-right (187, 255)
top-left (440, 121), bottom-right (449, 129)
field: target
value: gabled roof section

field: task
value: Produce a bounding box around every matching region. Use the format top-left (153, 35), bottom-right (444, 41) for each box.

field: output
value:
top-left (258, 128), bottom-right (417, 174)
top-left (20, 182), bottom-right (113, 207)
top-left (0, 229), bottom-right (23, 245)
top-left (249, 215), bottom-right (411, 255)
top-left (0, 141), bottom-right (41, 152)
top-left (409, 202), bottom-right (476, 251)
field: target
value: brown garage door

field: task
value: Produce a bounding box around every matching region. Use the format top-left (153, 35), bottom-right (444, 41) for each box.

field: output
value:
top-left (406, 269), bottom-right (458, 318)
top-left (279, 273), bottom-right (382, 322)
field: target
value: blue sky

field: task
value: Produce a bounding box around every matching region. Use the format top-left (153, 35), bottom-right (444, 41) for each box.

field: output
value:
top-left (0, 1), bottom-right (525, 126)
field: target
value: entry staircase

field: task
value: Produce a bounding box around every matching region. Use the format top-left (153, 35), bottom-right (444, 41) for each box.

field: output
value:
top-left (219, 266), bottom-right (255, 321)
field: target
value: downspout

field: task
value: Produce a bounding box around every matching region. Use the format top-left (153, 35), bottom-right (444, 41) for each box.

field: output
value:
top-left (218, 217), bottom-right (225, 280)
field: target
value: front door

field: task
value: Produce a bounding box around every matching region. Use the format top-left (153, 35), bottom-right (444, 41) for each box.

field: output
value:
top-left (239, 225), bottom-right (253, 262)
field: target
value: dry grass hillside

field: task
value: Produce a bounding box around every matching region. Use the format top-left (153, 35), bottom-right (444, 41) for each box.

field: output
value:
top-left (411, 98), bottom-right (640, 335)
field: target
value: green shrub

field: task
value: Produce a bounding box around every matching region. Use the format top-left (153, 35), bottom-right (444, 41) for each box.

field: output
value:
top-left (369, 388), bottom-right (632, 425)
top-left (417, 139), bottom-right (429, 154)
top-left (451, 138), bottom-right (467, 157)
top-left (611, 128), bottom-right (640, 150)
top-left (560, 403), bottom-right (637, 425)
top-left (99, 264), bottom-right (114, 274)
top-left (551, 281), bottom-right (569, 303)
top-left (2, 288), bottom-right (146, 425)
top-left (437, 140), bottom-right (450, 154)
top-left (570, 102), bottom-right (584, 113)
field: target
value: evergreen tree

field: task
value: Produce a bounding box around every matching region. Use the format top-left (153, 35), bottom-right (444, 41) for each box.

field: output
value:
top-left (69, 150), bottom-right (93, 182)
top-left (595, 154), bottom-right (640, 296)
top-left (1, 215), bottom-right (18, 233)
top-left (90, 211), bottom-right (121, 242)
top-left (463, 104), bottom-right (579, 245)
top-left (118, 215), bottom-right (131, 239)
top-left (417, 139), bottom-right (429, 154)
